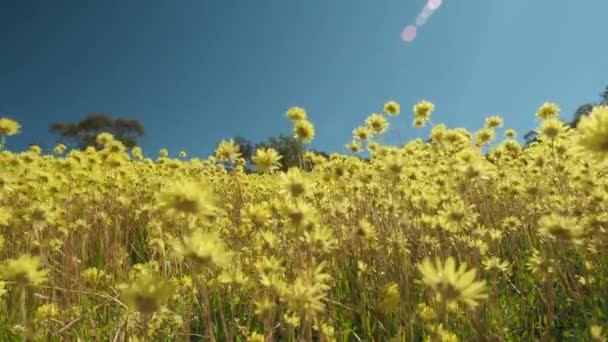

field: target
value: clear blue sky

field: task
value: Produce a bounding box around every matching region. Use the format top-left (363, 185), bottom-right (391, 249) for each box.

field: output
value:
top-left (1, 0), bottom-right (607, 157)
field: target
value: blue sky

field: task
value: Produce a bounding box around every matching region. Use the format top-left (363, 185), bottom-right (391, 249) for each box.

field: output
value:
top-left (1, 0), bottom-right (607, 157)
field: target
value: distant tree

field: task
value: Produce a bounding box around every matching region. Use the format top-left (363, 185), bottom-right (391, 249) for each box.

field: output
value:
top-left (524, 84), bottom-right (608, 147)
top-left (232, 136), bottom-right (255, 161)
top-left (601, 86), bottom-right (608, 105)
top-left (309, 149), bottom-right (330, 160)
top-left (570, 86), bottom-right (608, 128)
top-left (256, 134), bottom-right (306, 172)
top-left (49, 114), bottom-right (144, 150)
top-left (570, 103), bottom-right (595, 128)
top-left (216, 134), bottom-right (330, 172)
top-left (524, 130), bottom-right (539, 146)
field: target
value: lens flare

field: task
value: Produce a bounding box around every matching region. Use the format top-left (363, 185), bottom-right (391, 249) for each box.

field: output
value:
top-left (415, 8), bottom-right (433, 26)
top-left (427, 0), bottom-right (443, 11)
top-left (401, 25), bottom-right (417, 42)
top-left (402, 0), bottom-right (445, 44)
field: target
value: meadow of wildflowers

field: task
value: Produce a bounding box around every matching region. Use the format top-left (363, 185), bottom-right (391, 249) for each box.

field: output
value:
top-left (1, 101), bottom-right (608, 341)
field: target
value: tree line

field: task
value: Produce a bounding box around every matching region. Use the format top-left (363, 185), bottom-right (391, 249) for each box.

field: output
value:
top-left (44, 84), bottom-right (608, 162)
top-left (47, 113), bottom-right (328, 171)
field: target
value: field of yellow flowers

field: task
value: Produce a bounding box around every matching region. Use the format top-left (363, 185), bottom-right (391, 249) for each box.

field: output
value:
top-left (1, 101), bottom-right (608, 341)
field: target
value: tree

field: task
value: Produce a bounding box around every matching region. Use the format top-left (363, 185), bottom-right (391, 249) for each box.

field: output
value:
top-left (232, 136), bottom-right (255, 161)
top-left (256, 134), bottom-right (306, 172)
top-left (570, 103), bottom-right (594, 128)
top-left (49, 114), bottom-right (144, 150)
top-left (523, 130), bottom-right (539, 146)
top-left (309, 149), bottom-right (330, 160)
top-left (570, 85), bottom-right (608, 128)
top-left (601, 85), bottom-right (608, 105)
top-left (217, 134), bottom-right (329, 172)
top-left (524, 84), bottom-right (608, 147)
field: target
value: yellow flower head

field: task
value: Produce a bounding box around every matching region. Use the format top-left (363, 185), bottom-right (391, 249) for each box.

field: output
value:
top-left (577, 105), bottom-right (608, 154)
top-left (215, 139), bottom-right (241, 162)
top-left (484, 116), bottom-right (503, 129)
top-left (0, 254), bottom-right (48, 286)
top-left (293, 120), bottom-right (315, 143)
top-left (156, 180), bottom-right (216, 217)
top-left (538, 118), bottom-right (566, 140)
top-left (413, 118), bottom-right (426, 128)
top-left (417, 256), bottom-right (487, 308)
top-left (417, 303), bottom-right (436, 322)
top-left (413, 100), bottom-right (434, 121)
top-left (354, 218), bottom-right (377, 241)
top-left (0, 207), bottom-right (12, 227)
top-left (172, 230), bottom-right (232, 269)
top-left (281, 168), bottom-right (310, 198)
top-left (0, 281), bottom-right (6, 299)
top-left (96, 132), bottom-right (114, 145)
top-left (378, 282), bottom-right (400, 313)
top-left (0, 118), bottom-right (21, 136)
top-left (430, 124), bottom-right (448, 143)
top-left (379, 153), bottom-right (406, 178)
top-left (536, 102), bottom-right (560, 120)
top-left (28, 145), bottom-right (42, 155)
top-left (482, 257), bottom-right (511, 275)
top-left (82, 267), bottom-right (110, 285)
top-left (159, 148), bottom-right (169, 158)
top-left (475, 128), bottom-right (495, 146)
top-left (591, 325), bottom-right (607, 342)
top-left (286, 106), bottom-right (307, 121)
top-left (252, 148), bottom-right (282, 173)
top-left (426, 324), bottom-right (459, 342)
top-left (384, 101), bottom-right (400, 116)
top-left (504, 128), bottom-right (517, 138)
top-left (241, 203), bottom-right (272, 227)
top-left (367, 141), bottom-right (380, 153)
top-left (437, 200), bottom-right (471, 232)
top-left (106, 140), bottom-right (126, 154)
top-left (131, 146), bottom-right (144, 160)
top-left (247, 331), bottom-right (265, 342)
top-left (366, 113), bottom-right (389, 134)
top-left (346, 140), bottom-right (362, 153)
top-left (280, 262), bottom-right (331, 321)
top-left (179, 151), bottom-right (187, 158)
top-left (445, 129), bottom-right (470, 145)
top-left (121, 271), bottom-right (173, 314)
top-left (36, 303), bottom-right (60, 321)
top-left (538, 213), bottom-right (583, 244)
top-left (502, 139), bottom-right (522, 154)
top-left (53, 144), bottom-right (67, 154)
top-left (353, 126), bottom-right (373, 141)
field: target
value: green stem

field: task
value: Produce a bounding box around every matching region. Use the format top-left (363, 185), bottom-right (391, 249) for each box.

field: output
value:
top-left (21, 286), bottom-right (31, 342)
top-left (198, 279), bottom-right (215, 342)
top-left (303, 318), bottom-right (313, 342)
top-left (298, 140), bottom-right (305, 170)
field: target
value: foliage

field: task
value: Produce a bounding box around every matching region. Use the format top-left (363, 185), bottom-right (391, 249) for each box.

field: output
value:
top-left (49, 114), bottom-right (144, 150)
top-left (571, 86), bottom-right (608, 128)
top-left (220, 134), bottom-right (329, 172)
top-left (525, 85), bottom-right (608, 146)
